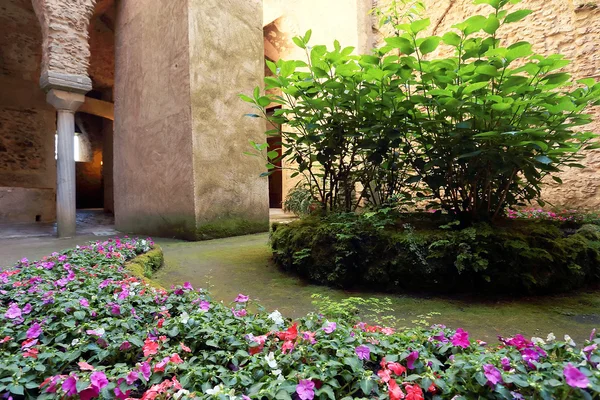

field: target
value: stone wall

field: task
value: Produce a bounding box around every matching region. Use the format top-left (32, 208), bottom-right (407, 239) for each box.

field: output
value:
top-left (114, 0), bottom-right (197, 238)
top-left (0, 0), bottom-right (56, 223)
top-left (188, 0), bottom-right (269, 237)
top-left (372, 0), bottom-right (600, 209)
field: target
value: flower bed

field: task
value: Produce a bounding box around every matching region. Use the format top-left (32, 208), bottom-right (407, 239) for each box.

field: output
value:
top-left (270, 214), bottom-right (600, 294)
top-left (1, 238), bottom-right (599, 399)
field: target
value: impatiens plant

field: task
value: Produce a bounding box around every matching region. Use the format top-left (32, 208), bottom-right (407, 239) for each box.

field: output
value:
top-left (1, 238), bottom-right (600, 399)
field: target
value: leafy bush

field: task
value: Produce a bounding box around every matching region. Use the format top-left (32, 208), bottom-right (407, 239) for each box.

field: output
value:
top-left (283, 186), bottom-right (315, 216)
top-left (270, 214), bottom-right (600, 294)
top-left (243, 0), bottom-right (600, 220)
top-left (2, 240), bottom-right (600, 399)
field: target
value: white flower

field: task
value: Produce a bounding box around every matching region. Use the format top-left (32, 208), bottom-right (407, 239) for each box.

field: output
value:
top-left (265, 351), bottom-right (278, 369)
top-left (173, 389), bottom-right (190, 399)
top-left (564, 334), bottom-right (576, 347)
top-left (206, 384), bottom-right (224, 395)
top-left (268, 310), bottom-right (284, 326)
top-left (531, 337), bottom-right (545, 345)
top-left (71, 339), bottom-right (80, 346)
top-left (546, 332), bottom-right (556, 342)
top-left (180, 311), bottom-right (189, 324)
top-left (273, 369), bottom-right (282, 376)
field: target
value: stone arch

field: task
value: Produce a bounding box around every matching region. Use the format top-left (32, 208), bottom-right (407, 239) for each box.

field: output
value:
top-left (31, 0), bottom-right (96, 93)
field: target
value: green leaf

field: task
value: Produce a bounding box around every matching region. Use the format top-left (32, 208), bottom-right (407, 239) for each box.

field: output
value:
top-left (552, 176), bottom-right (563, 184)
top-left (303, 29), bottom-right (312, 43)
top-left (359, 379), bottom-right (374, 395)
top-left (292, 36), bottom-right (305, 49)
top-left (257, 96), bottom-right (271, 107)
top-left (475, 64), bottom-right (498, 76)
top-left (442, 32), bottom-right (461, 46)
top-left (491, 102), bottom-right (512, 111)
top-left (483, 15), bottom-right (500, 34)
top-left (239, 94), bottom-right (254, 103)
top-left (267, 150), bottom-right (279, 160)
top-left (474, 0), bottom-right (500, 9)
top-left (507, 41), bottom-right (533, 60)
top-left (419, 36), bottom-right (441, 54)
top-left (410, 18), bottom-right (431, 34)
top-left (384, 37), bottom-right (415, 54)
top-left (535, 155), bottom-right (553, 164)
top-left (463, 81), bottom-right (489, 94)
top-left (504, 9), bottom-right (533, 23)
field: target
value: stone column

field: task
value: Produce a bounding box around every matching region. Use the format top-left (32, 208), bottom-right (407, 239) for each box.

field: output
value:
top-left (47, 89), bottom-right (85, 238)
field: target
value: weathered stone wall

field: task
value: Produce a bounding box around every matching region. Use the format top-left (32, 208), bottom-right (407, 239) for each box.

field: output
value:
top-left (31, 0), bottom-right (96, 79)
top-left (0, 0), bottom-right (56, 223)
top-left (372, 0), bottom-right (600, 209)
top-left (114, 0), bottom-right (197, 238)
top-left (188, 0), bottom-right (269, 238)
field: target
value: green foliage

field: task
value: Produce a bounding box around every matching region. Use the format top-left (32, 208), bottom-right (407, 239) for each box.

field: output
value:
top-left (3, 240), bottom-right (600, 399)
top-left (243, 0), bottom-right (600, 221)
top-left (283, 185), bottom-right (315, 216)
top-left (311, 294), bottom-right (400, 327)
top-left (271, 215), bottom-right (600, 294)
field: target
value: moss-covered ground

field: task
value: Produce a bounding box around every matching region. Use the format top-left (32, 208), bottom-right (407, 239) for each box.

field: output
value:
top-left (154, 233), bottom-right (600, 343)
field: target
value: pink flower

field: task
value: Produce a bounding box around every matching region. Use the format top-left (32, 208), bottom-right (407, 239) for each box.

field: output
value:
top-left (62, 375), bottom-right (78, 396)
top-left (323, 322), bottom-right (337, 334)
top-left (355, 345), bottom-right (370, 360)
top-left (78, 361), bottom-right (95, 371)
top-left (183, 282), bottom-right (193, 290)
top-left (564, 363), bottom-right (589, 388)
top-left (483, 364), bottom-right (503, 386)
top-left (170, 353), bottom-right (183, 364)
top-left (451, 328), bottom-right (470, 348)
top-left (80, 298), bottom-right (89, 307)
top-left (302, 331), bottom-right (316, 344)
top-left (140, 361), bottom-right (151, 380)
top-left (26, 323), bottom-right (42, 339)
top-left (232, 308), bottom-right (247, 317)
top-left (119, 341), bottom-right (131, 351)
top-left (4, 303), bottom-right (21, 319)
top-left (90, 371), bottom-right (108, 391)
top-left (296, 379), bottom-right (315, 400)
top-left (126, 370), bottom-right (139, 385)
top-left (199, 300), bottom-right (211, 311)
top-left (235, 294), bottom-right (249, 303)
top-left (406, 351), bottom-right (419, 369)
top-left (22, 303), bottom-right (32, 314)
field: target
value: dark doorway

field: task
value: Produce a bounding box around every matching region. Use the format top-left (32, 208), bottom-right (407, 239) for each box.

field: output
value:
top-left (266, 109), bottom-right (283, 208)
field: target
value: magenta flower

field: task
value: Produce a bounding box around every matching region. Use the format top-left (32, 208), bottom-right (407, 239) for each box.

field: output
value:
top-left (90, 371), bottom-right (108, 390)
top-left (183, 282), bottom-right (193, 290)
top-left (302, 331), bottom-right (317, 344)
top-left (235, 294), bottom-right (249, 303)
top-left (4, 304), bottom-right (21, 319)
top-left (126, 370), bottom-right (138, 385)
top-left (199, 300), bottom-right (211, 311)
top-left (323, 322), bottom-right (337, 334)
top-left (79, 298), bottom-right (89, 307)
top-left (296, 379), bottom-right (315, 400)
top-left (26, 323), bottom-right (42, 339)
top-left (501, 357), bottom-right (511, 371)
top-left (62, 375), bottom-right (78, 396)
top-left (451, 328), bottom-right (470, 348)
top-left (109, 303), bottom-right (121, 315)
top-left (140, 361), bottom-right (151, 380)
top-left (22, 303), bottom-right (32, 314)
top-left (564, 363), bottom-right (589, 388)
top-left (232, 308), bottom-right (247, 317)
top-left (355, 345), bottom-right (370, 360)
top-left (406, 351), bottom-right (419, 369)
top-left (483, 364), bottom-right (503, 386)
top-left (119, 341), bottom-right (131, 351)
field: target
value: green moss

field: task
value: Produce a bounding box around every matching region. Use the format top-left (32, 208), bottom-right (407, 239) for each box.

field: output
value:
top-left (271, 217), bottom-right (600, 295)
top-left (124, 245), bottom-right (165, 289)
top-left (196, 217), bottom-right (269, 240)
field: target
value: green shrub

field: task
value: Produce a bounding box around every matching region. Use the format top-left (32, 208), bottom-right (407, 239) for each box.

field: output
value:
top-left (243, 0), bottom-right (600, 220)
top-left (271, 214), bottom-right (600, 294)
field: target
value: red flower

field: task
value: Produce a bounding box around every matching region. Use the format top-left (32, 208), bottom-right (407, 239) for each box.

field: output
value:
top-left (23, 347), bottom-right (38, 358)
top-left (180, 342), bottom-right (191, 352)
top-left (277, 323), bottom-right (298, 341)
top-left (387, 362), bottom-right (406, 376)
top-left (404, 384), bottom-right (424, 400)
top-left (170, 353), bottom-right (183, 364)
top-left (388, 379), bottom-right (404, 400)
top-left (157, 318), bottom-right (165, 328)
top-left (143, 338), bottom-right (159, 357)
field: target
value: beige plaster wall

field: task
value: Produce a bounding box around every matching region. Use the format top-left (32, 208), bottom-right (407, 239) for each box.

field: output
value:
top-left (0, 0), bottom-right (56, 223)
top-left (373, 0), bottom-right (600, 210)
top-left (188, 0), bottom-right (269, 235)
top-left (114, 0), bottom-right (197, 238)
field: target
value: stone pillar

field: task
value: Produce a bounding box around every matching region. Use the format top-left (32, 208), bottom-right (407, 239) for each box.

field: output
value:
top-left (46, 89), bottom-right (85, 237)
